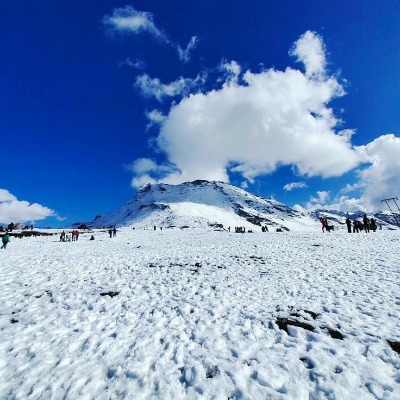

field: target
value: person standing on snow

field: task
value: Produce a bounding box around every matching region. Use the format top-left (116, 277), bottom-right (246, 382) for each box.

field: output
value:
top-left (363, 215), bottom-right (370, 233)
top-left (1, 232), bottom-right (10, 249)
top-left (320, 218), bottom-right (327, 232)
top-left (370, 218), bottom-right (377, 232)
top-left (345, 217), bottom-right (352, 233)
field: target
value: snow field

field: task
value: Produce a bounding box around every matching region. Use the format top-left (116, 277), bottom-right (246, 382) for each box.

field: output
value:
top-left (0, 228), bottom-right (399, 399)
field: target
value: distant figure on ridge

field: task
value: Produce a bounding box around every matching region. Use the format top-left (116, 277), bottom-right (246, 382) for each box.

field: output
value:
top-left (112, 227), bottom-right (117, 237)
top-left (108, 228), bottom-right (112, 238)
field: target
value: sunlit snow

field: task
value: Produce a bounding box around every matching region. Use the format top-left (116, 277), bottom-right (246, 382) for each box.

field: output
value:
top-left (1, 228), bottom-right (399, 399)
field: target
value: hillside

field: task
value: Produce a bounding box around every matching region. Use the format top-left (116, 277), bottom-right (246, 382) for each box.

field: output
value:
top-left (88, 180), bottom-right (317, 232)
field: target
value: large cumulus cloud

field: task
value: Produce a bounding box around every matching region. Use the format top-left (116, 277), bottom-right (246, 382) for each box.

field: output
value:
top-left (132, 31), bottom-right (361, 186)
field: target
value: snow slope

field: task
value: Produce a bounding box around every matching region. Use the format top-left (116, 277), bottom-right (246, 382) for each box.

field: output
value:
top-left (87, 181), bottom-right (317, 232)
top-left (1, 228), bottom-right (399, 399)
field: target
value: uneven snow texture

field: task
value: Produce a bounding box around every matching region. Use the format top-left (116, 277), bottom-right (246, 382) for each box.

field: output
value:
top-left (1, 229), bottom-right (399, 399)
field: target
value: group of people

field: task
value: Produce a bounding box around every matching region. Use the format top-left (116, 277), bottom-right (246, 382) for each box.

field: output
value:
top-left (108, 227), bottom-right (117, 238)
top-left (59, 230), bottom-right (80, 242)
top-left (345, 215), bottom-right (378, 233)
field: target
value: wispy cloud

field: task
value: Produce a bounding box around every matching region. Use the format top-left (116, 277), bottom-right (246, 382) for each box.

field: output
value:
top-left (135, 73), bottom-right (206, 101)
top-left (118, 58), bottom-right (146, 70)
top-left (103, 6), bottom-right (169, 42)
top-left (0, 189), bottom-right (55, 224)
top-left (177, 36), bottom-right (199, 63)
top-left (103, 6), bottom-right (198, 63)
top-left (283, 181), bottom-right (308, 191)
top-left (145, 109), bottom-right (166, 130)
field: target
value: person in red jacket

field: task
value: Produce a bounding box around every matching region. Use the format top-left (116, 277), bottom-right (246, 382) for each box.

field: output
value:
top-left (320, 217), bottom-right (328, 232)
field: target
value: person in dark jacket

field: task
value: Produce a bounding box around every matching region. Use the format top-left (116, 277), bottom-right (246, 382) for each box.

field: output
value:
top-left (363, 215), bottom-right (370, 233)
top-left (1, 232), bottom-right (10, 249)
top-left (345, 217), bottom-right (352, 233)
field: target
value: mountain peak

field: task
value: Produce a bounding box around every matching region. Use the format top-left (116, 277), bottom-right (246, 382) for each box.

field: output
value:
top-left (90, 181), bottom-right (317, 231)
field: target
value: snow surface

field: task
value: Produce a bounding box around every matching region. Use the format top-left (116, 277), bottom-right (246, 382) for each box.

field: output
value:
top-left (1, 228), bottom-right (399, 399)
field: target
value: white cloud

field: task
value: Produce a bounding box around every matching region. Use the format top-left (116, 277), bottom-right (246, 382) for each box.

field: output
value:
top-left (283, 181), bottom-right (308, 191)
top-left (305, 194), bottom-right (368, 213)
top-left (306, 191), bottom-right (330, 209)
top-left (127, 30), bottom-right (400, 216)
top-left (312, 134), bottom-right (400, 212)
top-left (0, 189), bottom-right (17, 202)
top-left (135, 75), bottom-right (188, 101)
top-left (0, 190), bottom-right (55, 224)
top-left (130, 31), bottom-right (362, 187)
top-left (126, 158), bottom-right (177, 188)
top-left (354, 134), bottom-right (400, 209)
top-left (145, 109), bottom-right (166, 129)
top-left (135, 73), bottom-right (205, 101)
top-left (103, 6), bottom-right (169, 43)
top-left (131, 174), bottom-right (157, 189)
top-left (103, 6), bottom-right (197, 63)
top-left (304, 190), bottom-right (365, 212)
top-left (128, 158), bottom-right (157, 175)
top-left (289, 31), bottom-right (326, 78)
top-left (219, 60), bottom-right (241, 84)
top-left (302, 133), bottom-right (400, 212)
top-left (292, 204), bottom-right (306, 213)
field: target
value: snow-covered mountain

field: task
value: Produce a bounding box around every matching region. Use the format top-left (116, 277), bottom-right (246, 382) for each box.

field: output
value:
top-left (87, 180), bottom-right (317, 232)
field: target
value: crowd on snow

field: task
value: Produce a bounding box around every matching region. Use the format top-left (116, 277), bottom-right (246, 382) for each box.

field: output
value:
top-left (0, 215), bottom-right (388, 250)
top-left (59, 229), bottom-right (80, 242)
top-left (319, 215), bottom-right (380, 233)
top-left (345, 215), bottom-right (379, 233)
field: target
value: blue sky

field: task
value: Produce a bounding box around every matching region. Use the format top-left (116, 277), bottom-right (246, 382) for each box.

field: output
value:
top-left (1, 0), bottom-right (400, 226)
